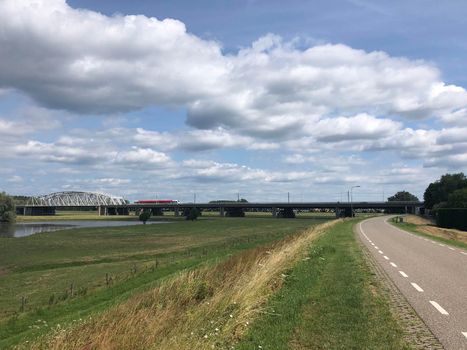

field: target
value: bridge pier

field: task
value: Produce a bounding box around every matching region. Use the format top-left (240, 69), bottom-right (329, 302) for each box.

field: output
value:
top-left (220, 207), bottom-right (225, 216)
top-left (272, 207), bottom-right (277, 217)
top-left (174, 207), bottom-right (180, 217)
top-left (98, 206), bottom-right (108, 216)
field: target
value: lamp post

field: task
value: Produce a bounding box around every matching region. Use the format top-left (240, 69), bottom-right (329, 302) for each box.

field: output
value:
top-left (350, 185), bottom-right (360, 217)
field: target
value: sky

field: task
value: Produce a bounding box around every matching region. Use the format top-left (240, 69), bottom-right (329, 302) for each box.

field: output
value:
top-left (0, 0), bottom-right (466, 203)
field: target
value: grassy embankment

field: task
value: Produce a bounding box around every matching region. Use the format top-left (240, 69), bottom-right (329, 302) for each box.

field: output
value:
top-left (20, 218), bottom-right (409, 350)
top-left (0, 216), bottom-right (327, 348)
top-left (391, 215), bottom-right (467, 250)
top-left (236, 219), bottom-right (409, 350)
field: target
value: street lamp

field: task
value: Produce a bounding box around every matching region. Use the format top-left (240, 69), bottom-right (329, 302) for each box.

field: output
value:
top-left (350, 185), bottom-right (360, 217)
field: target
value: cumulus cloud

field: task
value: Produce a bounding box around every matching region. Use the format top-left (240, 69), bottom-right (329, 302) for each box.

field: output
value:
top-left (0, 0), bottom-right (466, 140)
top-left (114, 147), bottom-right (172, 167)
top-left (309, 114), bottom-right (401, 142)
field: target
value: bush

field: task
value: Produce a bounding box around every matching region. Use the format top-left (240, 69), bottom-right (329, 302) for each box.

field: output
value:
top-left (186, 207), bottom-right (200, 221)
top-left (139, 211), bottom-right (151, 224)
top-left (0, 192), bottom-right (16, 223)
top-left (225, 207), bottom-right (245, 217)
top-left (277, 208), bottom-right (296, 218)
top-left (436, 208), bottom-right (467, 231)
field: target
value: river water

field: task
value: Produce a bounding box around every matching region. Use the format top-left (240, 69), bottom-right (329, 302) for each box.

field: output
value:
top-left (0, 220), bottom-right (168, 238)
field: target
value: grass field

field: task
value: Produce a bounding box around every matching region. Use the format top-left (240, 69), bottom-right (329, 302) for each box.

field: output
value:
top-left (236, 219), bottom-right (409, 350)
top-left (0, 216), bottom-right (328, 348)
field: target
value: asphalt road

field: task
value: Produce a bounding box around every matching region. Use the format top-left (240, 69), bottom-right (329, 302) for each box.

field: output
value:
top-left (357, 216), bottom-right (467, 350)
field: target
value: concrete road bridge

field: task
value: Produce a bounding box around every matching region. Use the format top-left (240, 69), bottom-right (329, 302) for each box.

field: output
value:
top-left (16, 191), bottom-right (424, 217)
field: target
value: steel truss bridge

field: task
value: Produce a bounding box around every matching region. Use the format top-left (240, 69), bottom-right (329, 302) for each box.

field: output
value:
top-left (27, 191), bottom-right (127, 207)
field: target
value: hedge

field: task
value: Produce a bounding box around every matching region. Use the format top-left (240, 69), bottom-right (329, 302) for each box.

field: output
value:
top-left (436, 208), bottom-right (467, 231)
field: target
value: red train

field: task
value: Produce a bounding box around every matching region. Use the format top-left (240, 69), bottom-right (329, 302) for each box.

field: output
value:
top-left (135, 199), bottom-right (179, 204)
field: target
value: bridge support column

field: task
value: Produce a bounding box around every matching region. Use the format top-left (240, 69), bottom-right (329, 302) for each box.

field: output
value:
top-left (174, 207), bottom-right (180, 217)
top-left (272, 207), bottom-right (277, 217)
top-left (98, 206), bottom-right (108, 216)
top-left (220, 207), bottom-right (225, 216)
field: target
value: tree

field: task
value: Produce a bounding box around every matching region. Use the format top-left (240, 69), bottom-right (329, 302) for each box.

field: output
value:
top-left (447, 188), bottom-right (467, 208)
top-left (186, 207), bottom-right (200, 221)
top-left (139, 211), bottom-right (151, 224)
top-left (424, 173), bottom-right (467, 209)
top-left (387, 191), bottom-right (419, 202)
top-left (0, 192), bottom-right (16, 223)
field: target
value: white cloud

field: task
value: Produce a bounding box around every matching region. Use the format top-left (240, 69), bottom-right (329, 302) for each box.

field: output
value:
top-left (0, 0), bottom-right (466, 141)
top-left (310, 114), bottom-right (401, 142)
top-left (114, 147), bottom-right (171, 167)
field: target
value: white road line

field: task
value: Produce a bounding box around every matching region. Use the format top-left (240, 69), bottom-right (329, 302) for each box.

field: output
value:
top-left (383, 256), bottom-right (389, 260)
top-left (378, 250), bottom-right (383, 254)
top-left (448, 247), bottom-right (455, 251)
top-left (429, 301), bottom-right (449, 315)
top-left (439, 244), bottom-right (445, 247)
top-left (375, 246), bottom-right (379, 249)
top-left (371, 243), bottom-right (375, 246)
top-left (399, 271), bottom-right (408, 278)
top-left (461, 252), bottom-right (467, 256)
top-left (461, 331), bottom-right (467, 339)
top-left (411, 283), bottom-right (424, 292)
top-left (390, 262), bottom-right (397, 268)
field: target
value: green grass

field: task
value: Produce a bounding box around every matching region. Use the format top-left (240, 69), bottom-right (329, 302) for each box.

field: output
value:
top-left (390, 219), bottom-right (467, 250)
top-left (0, 216), bottom-right (329, 348)
top-left (236, 219), bottom-right (410, 350)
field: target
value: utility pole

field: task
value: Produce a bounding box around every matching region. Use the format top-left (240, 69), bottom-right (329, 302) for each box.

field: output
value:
top-left (237, 192), bottom-right (240, 202)
top-left (350, 186), bottom-right (360, 217)
top-left (193, 193), bottom-right (196, 204)
top-left (287, 192), bottom-right (290, 203)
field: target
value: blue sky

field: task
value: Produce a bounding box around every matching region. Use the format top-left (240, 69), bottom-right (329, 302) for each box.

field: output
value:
top-left (1, 0), bottom-right (466, 202)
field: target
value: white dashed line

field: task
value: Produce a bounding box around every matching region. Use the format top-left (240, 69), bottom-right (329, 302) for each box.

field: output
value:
top-left (461, 252), bottom-right (467, 256)
top-left (448, 247), bottom-right (455, 251)
top-left (390, 262), bottom-right (397, 268)
top-left (371, 243), bottom-right (375, 246)
top-left (429, 301), bottom-right (449, 315)
top-left (461, 331), bottom-right (467, 339)
top-left (439, 244), bottom-right (445, 247)
top-left (411, 283), bottom-right (424, 292)
top-left (374, 246), bottom-right (379, 249)
top-left (378, 250), bottom-right (383, 254)
top-left (399, 271), bottom-right (408, 278)
top-left (383, 256), bottom-right (389, 260)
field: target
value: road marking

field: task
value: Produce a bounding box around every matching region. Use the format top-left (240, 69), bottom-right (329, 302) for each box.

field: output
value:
top-left (375, 246), bottom-right (379, 249)
top-left (411, 283), bottom-right (424, 292)
top-left (448, 247), bottom-right (455, 251)
top-left (429, 301), bottom-right (449, 315)
top-left (461, 252), bottom-right (467, 256)
top-left (378, 250), bottom-right (383, 254)
top-left (439, 244), bottom-right (445, 247)
top-left (390, 262), bottom-right (397, 268)
top-left (462, 331), bottom-right (467, 339)
top-left (371, 243), bottom-right (375, 246)
top-left (383, 256), bottom-right (389, 260)
top-left (399, 271), bottom-right (408, 278)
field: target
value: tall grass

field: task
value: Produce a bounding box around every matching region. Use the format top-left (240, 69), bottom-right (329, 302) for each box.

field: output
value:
top-left (23, 221), bottom-right (337, 350)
